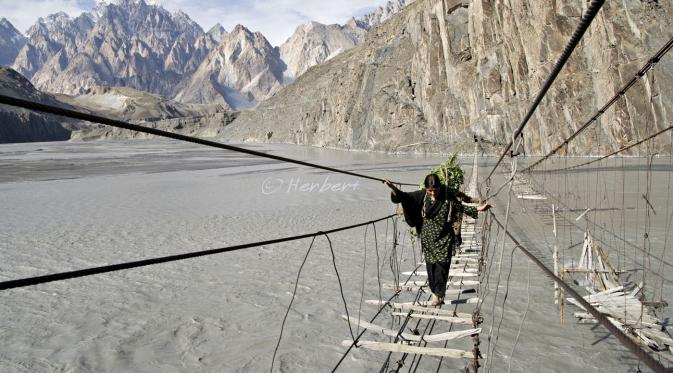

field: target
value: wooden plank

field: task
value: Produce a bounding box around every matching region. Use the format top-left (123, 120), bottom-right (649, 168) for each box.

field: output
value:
top-left (517, 194), bottom-right (547, 200)
top-left (342, 316), bottom-right (480, 342)
top-left (448, 280), bottom-right (480, 286)
top-left (434, 288), bottom-right (477, 296)
top-left (630, 282), bottom-right (644, 297)
top-left (653, 349), bottom-right (673, 364)
top-left (395, 280), bottom-right (428, 287)
top-left (382, 284), bottom-right (477, 295)
top-left (419, 258), bottom-right (479, 265)
top-left (584, 286), bottom-right (624, 300)
top-left (640, 328), bottom-right (673, 346)
top-left (341, 341), bottom-right (480, 359)
top-left (567, 295), bottom-right (631, 307)
top-left (594, 298), bottom-right (642, 307)
top-left (562, 268), bottom-right (615, 274)
top-left (569, 297), bottom-right (661, 325)
top-left (569, 294), bottom-right (641, 307)
top-left (402, 271), bottom-right (477, 277)
top-left (417, 263), bottom-right (479, 268)
top-left (393, 304), bottom-right (472, 317)
top-left (632, 328), bottom-right (663, 350)
top-left (365, 301), bottom-right (473, 317)
top-left (382, 283), bottom-right (426, 291)
top-left (417, 297), bottom-right (479, 306)
top-left (391, 280), bottom-right (479, 287)
top-left (419, 328), bottom-right (481, 342)
top-left (391, 312), bottom-right (474, 325)
top-left (574, 312), bottom-right (661, 328)
top-left (341, 316), bottom-right (415, 340)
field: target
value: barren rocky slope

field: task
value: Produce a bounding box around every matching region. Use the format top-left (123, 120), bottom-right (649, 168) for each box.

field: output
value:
top-left (70, 111), bottom-right (238, 141)
top-left (223, 0), bottom-right (673, 155)
top-left (59, 86), bottom-right (237, 141)
top-left (0, 66), bottom-right (85, 143)
top-left (56, 86), bottom-right (228, 122)
top-left (0, 66), bottom-right (236, 143)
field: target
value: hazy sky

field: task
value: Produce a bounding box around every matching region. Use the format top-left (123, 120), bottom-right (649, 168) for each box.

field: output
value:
top-left (0, 0), bottom-right (392, 45)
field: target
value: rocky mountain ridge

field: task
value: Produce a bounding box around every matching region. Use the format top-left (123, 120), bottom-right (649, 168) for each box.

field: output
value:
top-left (357, 0), bottom-right (410, 31)
top-left (18, 1), bottom-right (215, 100)
top-left (279, 0), bottom-right (411, 80)
top-left (279, 21), bottom-right (366, 79)
top-left (4, 0), bottom-right (411, 111)
top-left (12, 12), bottom-right (95, 80)
top-left (174, 24), bottom-right (285, 109)
top-left (207, 23), bottom-right (228, 42)
top-left (0, 18), bottom-right (27, 66)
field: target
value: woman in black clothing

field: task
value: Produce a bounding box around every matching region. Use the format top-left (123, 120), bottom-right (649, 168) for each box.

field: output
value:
top-left (384, 174), bottom-right (491, 305)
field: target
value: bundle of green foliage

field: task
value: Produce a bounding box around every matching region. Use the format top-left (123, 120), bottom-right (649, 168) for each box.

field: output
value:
top-left (419, 148), bottom-right (464, 192)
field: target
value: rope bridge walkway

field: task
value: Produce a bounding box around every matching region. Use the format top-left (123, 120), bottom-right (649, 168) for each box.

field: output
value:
top-left (330, 142), bottom-right (487, 372)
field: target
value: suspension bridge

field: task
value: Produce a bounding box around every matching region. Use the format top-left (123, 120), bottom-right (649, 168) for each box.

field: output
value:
top-left (1, 0), bottom-right (673, 371)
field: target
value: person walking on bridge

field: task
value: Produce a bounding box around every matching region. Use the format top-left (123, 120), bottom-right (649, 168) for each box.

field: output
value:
top-left (384, 174), bottom-right (491, 306)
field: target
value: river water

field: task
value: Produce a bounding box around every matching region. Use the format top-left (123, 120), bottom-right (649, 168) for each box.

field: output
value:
top-left (0, 140), bottom-right (670, 372)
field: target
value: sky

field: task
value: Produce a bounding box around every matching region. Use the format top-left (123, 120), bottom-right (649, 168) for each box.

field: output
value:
top-left (0, 0), bottom-right (392, 46)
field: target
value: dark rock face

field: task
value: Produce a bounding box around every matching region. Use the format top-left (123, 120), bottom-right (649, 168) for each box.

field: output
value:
top-left (0, 110), bottom-right (71, 143)
top-left (223, 0), bottom-right (673, 155)
top-left (0, 66), bottom-right (83, 144)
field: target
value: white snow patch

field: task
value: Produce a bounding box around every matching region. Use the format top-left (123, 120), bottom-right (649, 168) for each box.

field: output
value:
top-left (83, 93), bottom-right (128, 110)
